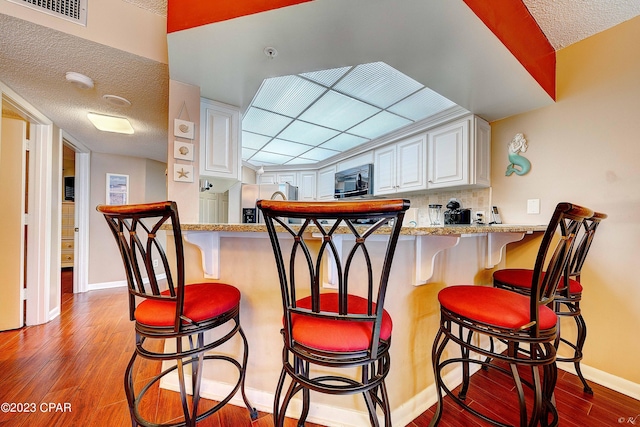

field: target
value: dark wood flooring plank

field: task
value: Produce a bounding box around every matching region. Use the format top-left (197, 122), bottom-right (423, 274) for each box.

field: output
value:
top-left (1, 287), bottom-right (639, 427)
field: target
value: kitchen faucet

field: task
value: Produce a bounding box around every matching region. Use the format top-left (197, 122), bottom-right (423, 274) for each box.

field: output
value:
top-left (270, 191), bottom-right (287, 200)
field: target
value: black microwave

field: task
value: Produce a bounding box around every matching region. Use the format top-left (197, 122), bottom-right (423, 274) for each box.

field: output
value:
top-left (334, 164), bottom-right (373, 198)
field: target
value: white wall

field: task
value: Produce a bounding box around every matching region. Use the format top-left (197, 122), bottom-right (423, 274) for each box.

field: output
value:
top-left (167, 80), bottom-right (201, 223)
top-left (88, 153), bottom-right (166, 286)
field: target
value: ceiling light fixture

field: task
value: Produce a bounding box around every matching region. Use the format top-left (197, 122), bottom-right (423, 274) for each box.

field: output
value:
top-left (103, 94), bottom-right (131, 107)
top-left (87, 113), bottom-right (134, 134)
top-left (65, 71), bottom-right (94, 89)
top-left (264, 47), bottom-right (278, 59)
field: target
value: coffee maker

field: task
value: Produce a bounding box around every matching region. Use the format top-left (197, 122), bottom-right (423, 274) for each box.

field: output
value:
top-left (444, 199), bottom-right (471, 225)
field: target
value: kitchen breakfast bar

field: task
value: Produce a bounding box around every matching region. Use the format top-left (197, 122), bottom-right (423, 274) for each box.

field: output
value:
top-left (166, 223), bottom-right (546, 426)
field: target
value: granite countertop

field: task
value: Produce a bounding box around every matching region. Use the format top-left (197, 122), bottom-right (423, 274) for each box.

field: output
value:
top-left (178, 223), bottom-right (547, 235)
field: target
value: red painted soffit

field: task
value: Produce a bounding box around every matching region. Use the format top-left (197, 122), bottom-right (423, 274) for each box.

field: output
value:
top-left (463, 0), bottom-right (556, 100)
top-left (167, 0), bottom-right (313, 33)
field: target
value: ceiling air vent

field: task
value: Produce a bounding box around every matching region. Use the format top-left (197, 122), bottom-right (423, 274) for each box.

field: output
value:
top-left (10, 0), bottom-right (88, 26)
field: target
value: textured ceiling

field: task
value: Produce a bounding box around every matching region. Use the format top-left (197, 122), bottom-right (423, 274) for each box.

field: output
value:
top-left (524, 0), bottom-right (640, 49)
top-left (123, 0), bottom-right (167, 16)
top-left (0, 13), bottom-right (169, 162)
top-left (1, 1), bottom-right (639, 164)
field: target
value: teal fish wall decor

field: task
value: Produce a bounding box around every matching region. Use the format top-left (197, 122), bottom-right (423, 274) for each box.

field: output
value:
top-left (506, 133), bottom-right (531, 176)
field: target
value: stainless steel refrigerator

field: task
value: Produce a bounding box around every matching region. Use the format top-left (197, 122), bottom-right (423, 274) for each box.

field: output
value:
top-left (241, 183), bottom-right (298, 223)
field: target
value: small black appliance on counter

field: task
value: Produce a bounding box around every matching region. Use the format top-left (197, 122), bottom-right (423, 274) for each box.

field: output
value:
top-left (444, 200), bottom-right (471, 225)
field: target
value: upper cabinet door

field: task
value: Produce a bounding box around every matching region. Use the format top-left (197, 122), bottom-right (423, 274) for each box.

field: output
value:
top-left (317, 165), bottom-right (336, 200)
top-left (396, 134), bottom-right (427, 191)
top-left (374, 133), bottom-right (426, 195)
top-left (374, 145), bottom-right (397, 195)
top-left (427, 118), bottom-right (469, 188)
top-left (200, 99), bottom-right (240, 180)
top-left (473, 117), bottom-right (491, 187)
top-left (299, 171), bottom-right (317, 201)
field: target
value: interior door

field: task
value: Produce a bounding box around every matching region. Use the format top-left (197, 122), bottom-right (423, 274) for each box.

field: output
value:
top-left (0, 117), bottom-right (27, 330)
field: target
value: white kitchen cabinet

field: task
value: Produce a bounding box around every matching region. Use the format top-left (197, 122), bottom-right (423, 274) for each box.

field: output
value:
top-left (258, 171), bottom-right (297, 185)
top-left (259, 170), bottom-right (315, 199)
top-left (427, 116), bottom-right (490, 189)
top-left (374, 133), bottom-right (427, 195)
top-left (200, 99), bottom-right (241, 191)
top-left (276, 172), bottom-right (297, 185)
top-left (317, 165), bottom-right (336, 200)
top-left (298, 171), bottom-right (317, 201)
top-left (257, 173), bottom-right (276, 184)
top-left (474, 118), bottom-right (491, 187)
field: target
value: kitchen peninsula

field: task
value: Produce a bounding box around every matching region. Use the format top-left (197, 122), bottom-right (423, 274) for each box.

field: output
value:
top-left (179, 222), bottom-right (545, 284)
top-left (167, 222), bottom-right (545, 426)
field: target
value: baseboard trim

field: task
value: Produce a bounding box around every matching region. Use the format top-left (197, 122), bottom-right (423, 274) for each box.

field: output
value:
top-left (158, 355), bottom-right (639, 426)
top-left (48, 306), bottom-right (61, 321)
top-left (558, 363), bottom-right (640, 400)
top-left (160, 373), bottom-right (374, 426)
top-left (86, 279), bottom-right (127, 291)
top-left (87, 274), bottom-right (166, 292)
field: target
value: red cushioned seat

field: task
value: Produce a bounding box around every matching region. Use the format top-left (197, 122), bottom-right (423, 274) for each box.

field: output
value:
top-left (135, 283), bottom-right (240, 327)
top-left (438, 285), bottom-right (557, 331)
top-left (493, 269), bottom-right (583, 294)
top-left (290, 293), bottom-right (392, 352)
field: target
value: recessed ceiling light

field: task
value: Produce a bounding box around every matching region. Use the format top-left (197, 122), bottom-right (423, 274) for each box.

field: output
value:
top-left (87, 113), bottom-right (134, 134)
top-left (103, 94), bottom-right (131, 107)
top-left (65, 72), bottom-right (94, 89)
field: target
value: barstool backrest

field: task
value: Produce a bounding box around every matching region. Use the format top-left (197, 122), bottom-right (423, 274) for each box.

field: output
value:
top-left (567, 211), bottom-right (607, 282)
top-left (97, 201), bottom-right (185, 330)
top-left (529, 202), bottom-right (594, 334)
top-left (257, 199), bottom-right (409, 357)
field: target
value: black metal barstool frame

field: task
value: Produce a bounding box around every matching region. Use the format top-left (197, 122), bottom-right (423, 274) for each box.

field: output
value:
top-left (258, 199), bottom-right (410, 427)
top-left (98, 201), bottom-right (257, 427)
top-left (430, 202), bottom-right (594, 427)
top-left (494, 211), bottom-right (607, 394)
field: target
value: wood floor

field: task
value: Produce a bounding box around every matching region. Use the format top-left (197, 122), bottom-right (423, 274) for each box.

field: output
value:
top-left (0, 280), bottom-right (638, 426)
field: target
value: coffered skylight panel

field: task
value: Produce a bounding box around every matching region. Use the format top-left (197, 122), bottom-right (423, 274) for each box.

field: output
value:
top-left (242, 131), bottom-right (272, 150)
top-left (334, 62), bottom-right (424, 108)
top-left (299, 90), bottom-right (380, 131)
top-left (242, 147), bottom-right (258, 160)
top-left (252, 75), bottom-right (326, 117)
top-left (348, 111), bottom-right (413, 139)
top-left (241, 61), bottom-right (466, 165)
top-left (250, 150), bottom-right (294, 165)
top-left (242, 107), bottom-right (292, 137)
top-left (319, 133), bottom-right (369, 151)
top-left (284, 157), bottom-right (317, 166)
top-left (388, 87), bottom-right (458, 121)
top-left (277, 120), bottom-right (340, 146)
top-left (298, 146), bottom-right (340, 162)
top-left (261, 138), bottom-right (313, 157)
top-left (300, 66), bottom-right (351, 87)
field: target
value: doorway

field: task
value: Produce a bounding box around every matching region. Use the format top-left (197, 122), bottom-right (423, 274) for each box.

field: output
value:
top-left (61, 144), bottom-right (76, 295)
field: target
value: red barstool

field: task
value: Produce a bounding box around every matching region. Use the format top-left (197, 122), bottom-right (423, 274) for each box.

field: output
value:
top-left (97, 201), bottom-right (257, 427)
top-left (493, 211), bottom-right (606, 394)
top-left (258, 199), bottom-right (409, 427)
top-left (430, 202), bottom-right (594, 427)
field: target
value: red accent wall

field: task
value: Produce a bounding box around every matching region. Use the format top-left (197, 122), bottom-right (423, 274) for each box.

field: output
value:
top-left (463, 0), bottom-right (556, 100)
top-left (167, 0), bottom-right (312, 33)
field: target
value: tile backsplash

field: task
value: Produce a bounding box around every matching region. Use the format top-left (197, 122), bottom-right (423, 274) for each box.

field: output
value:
top-left (405, 188), bottom-right (491, 226)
